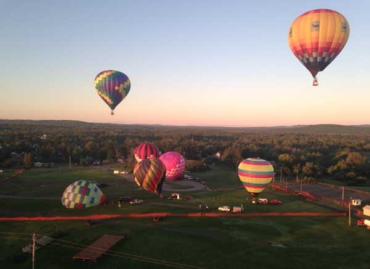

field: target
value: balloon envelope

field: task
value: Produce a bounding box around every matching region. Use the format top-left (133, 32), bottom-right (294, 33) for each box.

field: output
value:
top-left (238, 158), bottom-right (274, 195)
top-left (95, 70), bottom-right (131, 113)
top-left (133, 159), bottom-right (166, 195)
top-left (159, 151), bottom-right (186, 181)
top-left (134, 143), bottom-right (160, 162)
top-left (61, 180), bottom-right (107, 209)
top-left (288, 9), bottom-right (350, 85)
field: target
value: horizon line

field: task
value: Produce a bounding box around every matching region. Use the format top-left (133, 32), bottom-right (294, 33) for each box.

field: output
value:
top-left (1, 118), bottom-right (370, 129)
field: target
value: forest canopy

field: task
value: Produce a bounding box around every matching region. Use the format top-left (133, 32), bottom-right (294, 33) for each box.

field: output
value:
top-left (0, 120), bottom-right (369, 186)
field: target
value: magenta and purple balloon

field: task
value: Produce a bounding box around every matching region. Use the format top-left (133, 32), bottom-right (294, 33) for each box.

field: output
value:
top-left (159, 151), bottom-right (186, 181)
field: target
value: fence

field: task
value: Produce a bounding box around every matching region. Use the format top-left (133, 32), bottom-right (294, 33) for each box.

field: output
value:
top-left (272, 181), bottom-right (369, 217)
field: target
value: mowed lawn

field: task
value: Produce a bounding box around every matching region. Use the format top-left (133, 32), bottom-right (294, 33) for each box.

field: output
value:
top-left (1, 165), bottom-right (370, 269)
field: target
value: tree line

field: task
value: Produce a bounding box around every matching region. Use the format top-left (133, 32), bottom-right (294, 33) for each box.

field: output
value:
top-left (0, 121), bottom-right (369, 186)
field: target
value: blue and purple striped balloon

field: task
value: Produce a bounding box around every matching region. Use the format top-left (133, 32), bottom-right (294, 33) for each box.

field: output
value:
top-left (95, 70), bottom-right (131, 115)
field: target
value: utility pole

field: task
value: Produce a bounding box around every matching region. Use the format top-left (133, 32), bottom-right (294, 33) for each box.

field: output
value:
top-left (342, 186), bottom-right (345, 201)
top-left (69, 155), bottom-right (72, 169)
top-left (300, 177), bottom-right (303, 192)
top-left (285, 177), bottom-right (288, 192)
top-left (32, 233), bottom-right (36, 269)
top-left (279, 167), bottom-right (283, 184)
top-left (348, 201), bottom-right (352, 227)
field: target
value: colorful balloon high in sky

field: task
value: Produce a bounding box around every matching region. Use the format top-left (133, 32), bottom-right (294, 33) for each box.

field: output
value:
top-left (61, 180), bottom-right (107, 209)
top-left (133, 159), bottom-right (166, 195)
top-left (159, 151), bottom-right (186, 181)
top-left (238, 158), bottom-right (274, 200)
top-left (94, 70), bottom-right (131, 115)
top-left (288, 9), bottom-right (350, 86)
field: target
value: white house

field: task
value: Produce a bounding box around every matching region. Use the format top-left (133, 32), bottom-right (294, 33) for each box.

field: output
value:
top-left (351, 199), bottom-right (362, 206)
top-left (34, 162), bottom-right (43, 168)
top-left (363, 205), bottom-right (370, 217)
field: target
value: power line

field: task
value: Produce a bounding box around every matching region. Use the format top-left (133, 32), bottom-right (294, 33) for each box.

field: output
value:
top-left (0, 232), bottom-right (204, 269)
top-left (52, 238), bottom-right (204, 269)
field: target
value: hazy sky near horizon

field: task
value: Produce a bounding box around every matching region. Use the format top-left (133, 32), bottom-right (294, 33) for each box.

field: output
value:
top-left (1, 0), bottom-right (370, 127)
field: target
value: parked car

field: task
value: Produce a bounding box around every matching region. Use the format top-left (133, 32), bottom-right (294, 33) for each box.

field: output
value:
top-left (169, 193), bottom-right (181, 200)
top-left (218, 206), bottom-right (231, 212)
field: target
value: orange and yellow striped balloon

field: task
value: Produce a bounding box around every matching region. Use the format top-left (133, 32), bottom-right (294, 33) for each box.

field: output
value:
top-left (238, 158), bottom-right (274, 195)
top-left (288, 9), bottom-right (350, 86)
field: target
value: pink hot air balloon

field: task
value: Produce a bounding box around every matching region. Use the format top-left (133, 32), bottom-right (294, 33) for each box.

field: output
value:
top-left (134, 143), bottom-right (160, 162)
top-left (159, 151), bottom-right (186, 181)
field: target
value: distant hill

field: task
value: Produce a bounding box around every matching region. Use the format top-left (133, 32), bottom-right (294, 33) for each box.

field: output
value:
top-left (0, 119), bottom-right (370, 135)
top-left (238, 124), bottom-right (370, 135)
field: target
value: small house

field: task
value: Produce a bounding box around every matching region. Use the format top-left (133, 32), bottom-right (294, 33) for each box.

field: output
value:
top-left (92, 161), bottom-right (101, 166)
top-left (363, 205), bottom-right (370, 217)
top-left (351, 199), bottom-right (362, 206)
top-left (34, 162), bottom-right (43, 168)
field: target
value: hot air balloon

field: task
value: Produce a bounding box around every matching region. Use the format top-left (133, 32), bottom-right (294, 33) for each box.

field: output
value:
top-left (238, 158), bottom-right (274, 202)
top-left (61, 180), bottom-right (107, 209)
top-left (134, 143), bottom-right (160, 162)
top-left (159, 151), bottom-right (186, 181)
top-left (133, 159), bottom-right (166, 195)
top-left (288, 9), bottom-right (350, 86)
top-left (94, 70), bottom-right (131, 115)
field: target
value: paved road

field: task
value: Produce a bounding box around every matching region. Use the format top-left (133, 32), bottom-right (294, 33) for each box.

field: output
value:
top-left (162, 180), bottom-right (207, 192)
top-left (287, 183), bottom-right (370, 201)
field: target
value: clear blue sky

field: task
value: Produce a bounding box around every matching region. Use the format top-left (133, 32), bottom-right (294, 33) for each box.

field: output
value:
top-left (1, 0), bottom-right (369, 126)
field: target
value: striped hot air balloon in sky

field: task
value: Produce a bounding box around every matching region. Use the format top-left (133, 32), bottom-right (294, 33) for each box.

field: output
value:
top-left (159, 151), bottom-right (186, 181)
top-left (288, 9), bottom-right (350, 86)
top-left (133, 159), bottom-right (166, 195)
top-left (238, 158), bottom-right (274, 197)
top-left (134, 143), bottom-right (160, 162)
top-left (94, 70), bottom-right (131, 115)
top-left (61, 180), bottom-right (107, 209)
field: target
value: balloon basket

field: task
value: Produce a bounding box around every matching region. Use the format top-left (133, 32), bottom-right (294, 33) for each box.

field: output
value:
top-left (152, 217), bottom-right (163, 222)
top-left (312, 77), bottom-right (319, 86)
top-left (249, 195), bottom-right (258, 205)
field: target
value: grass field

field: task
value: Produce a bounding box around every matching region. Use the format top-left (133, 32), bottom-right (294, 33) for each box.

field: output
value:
top-left (1, 165), bottom-right (370, 269)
